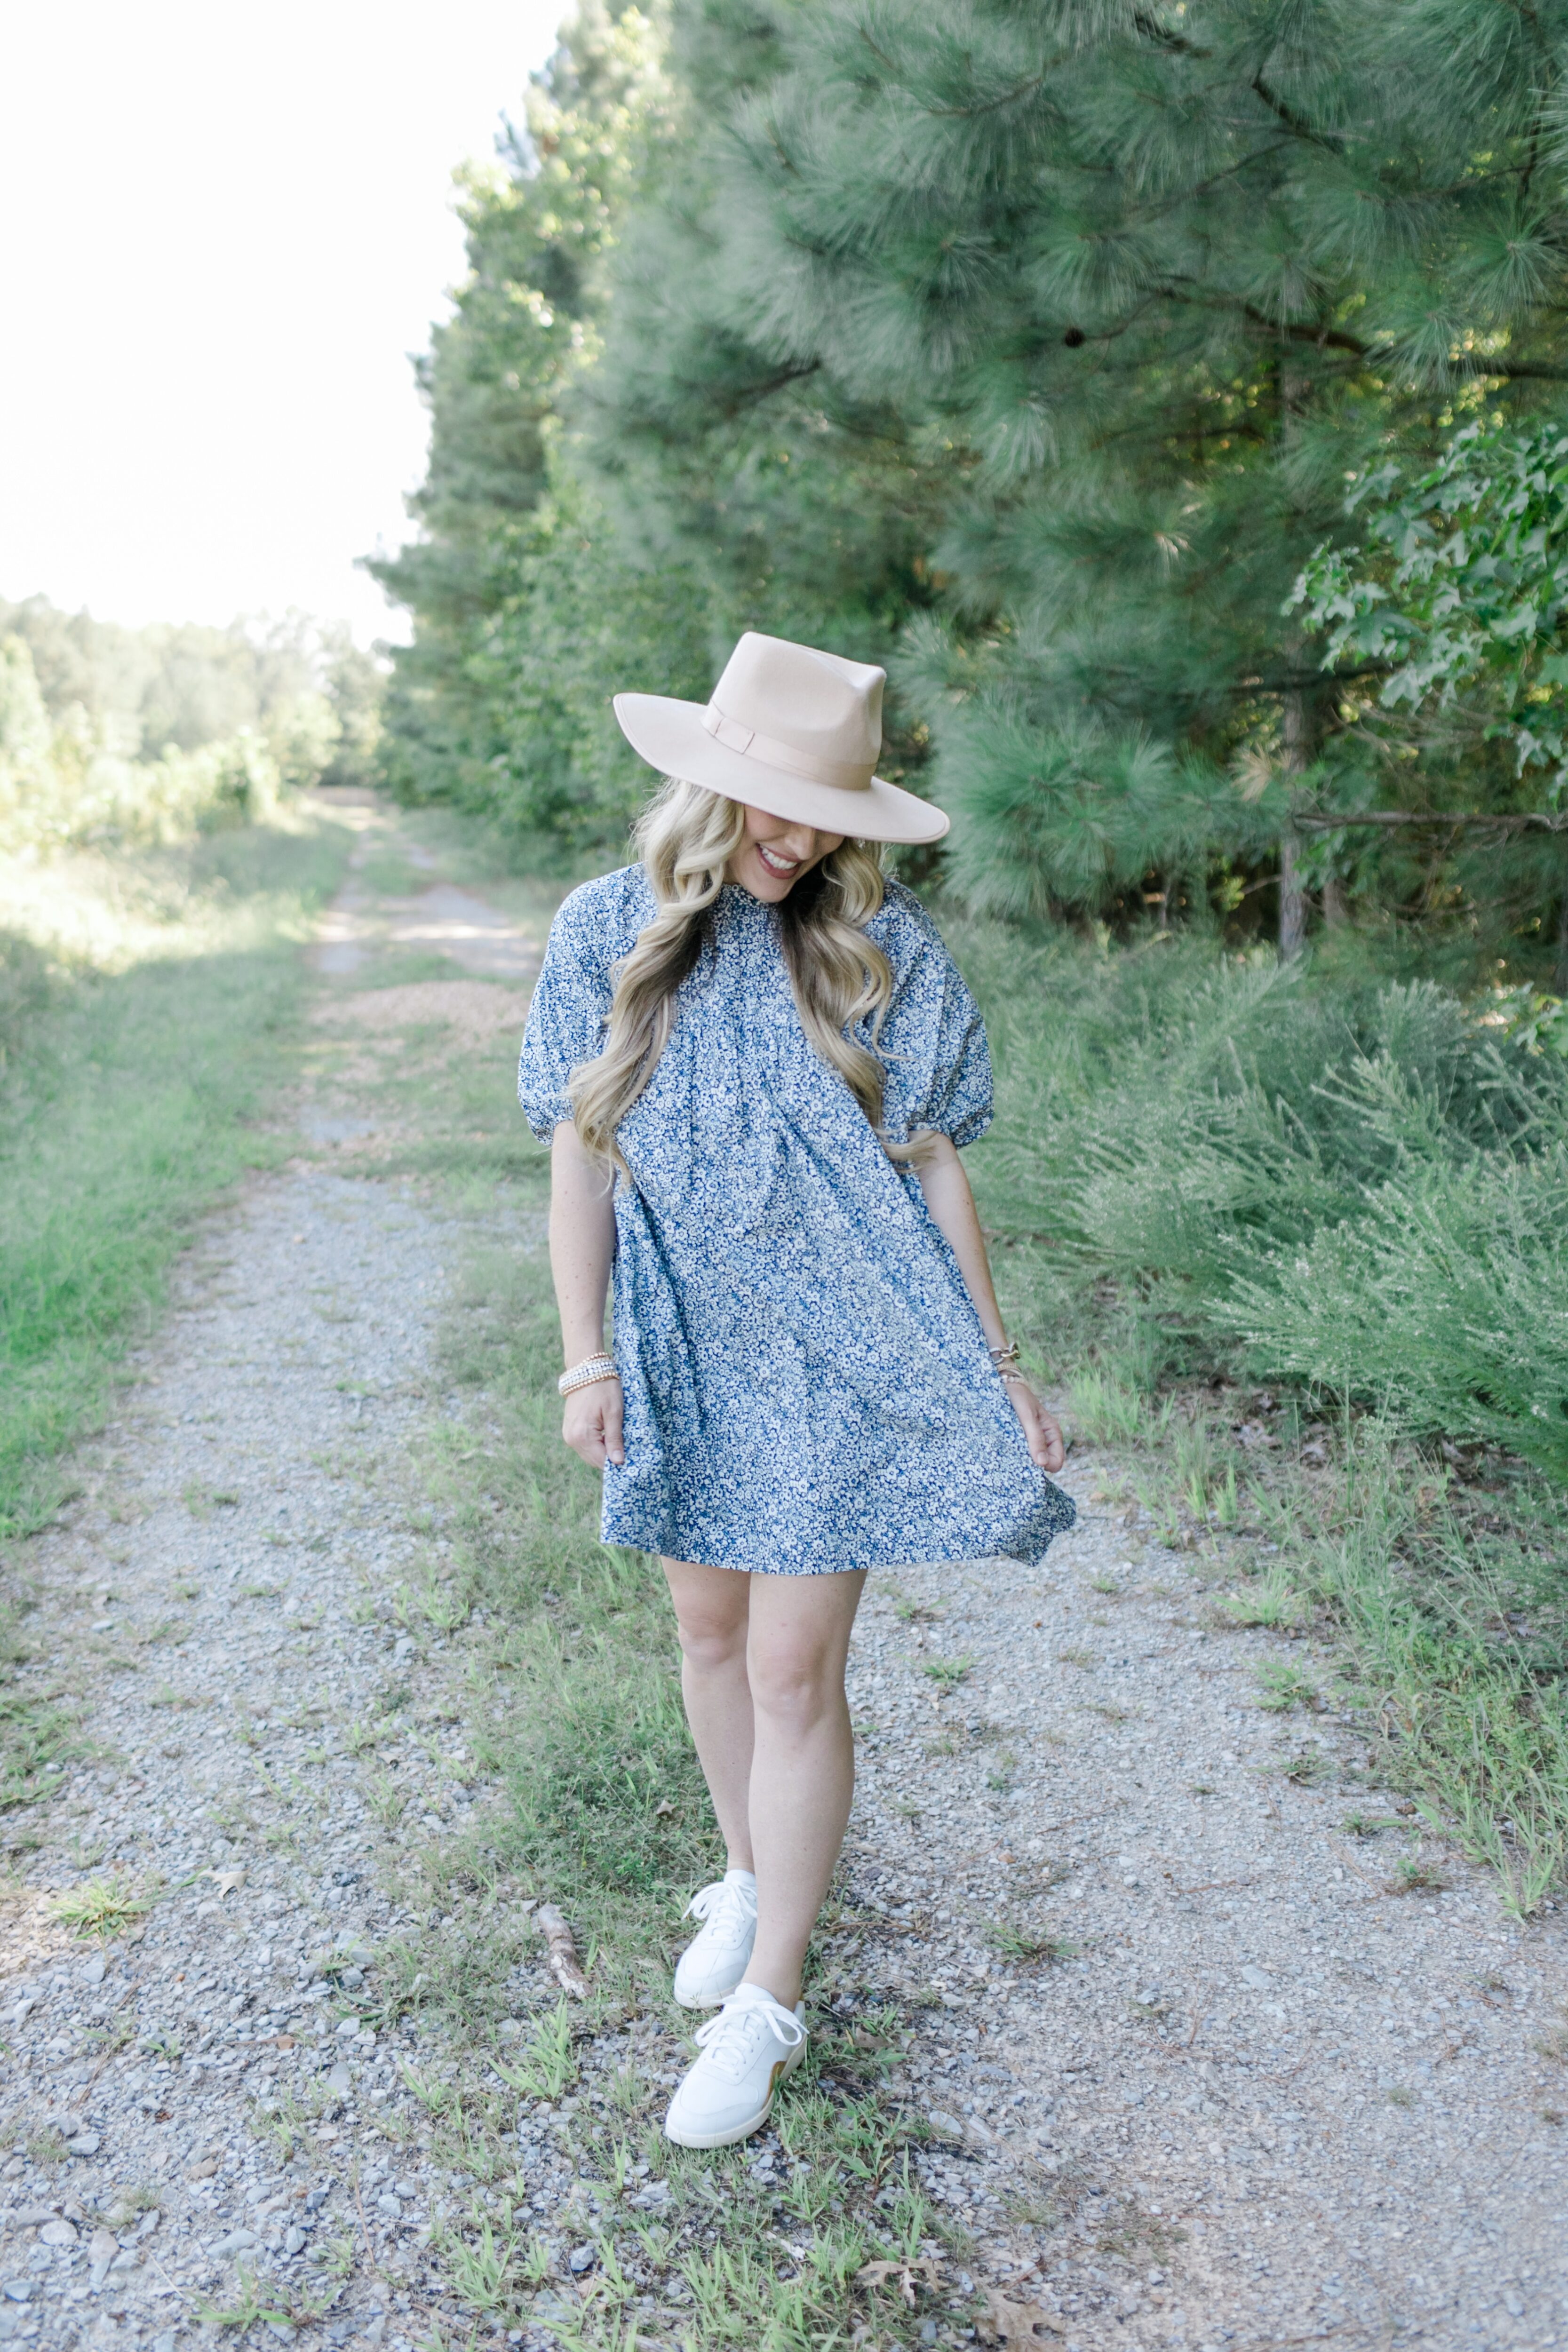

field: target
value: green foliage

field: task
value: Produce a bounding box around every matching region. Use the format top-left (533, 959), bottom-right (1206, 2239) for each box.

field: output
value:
top-left (0, 599), bottom-right (382, 851)
top-left (1296, 421), bottom-right (1568, 800)
top-left (496, 2000), bottom-right (579, 2101)
top-left (966, 923), bottom-right (1568, 1473)
top-left (384, 0), bottom-right (1568, 956)
top-left (368, 3), bottom-right (686, 850)
top-left (50, 1872), bottom-right (157, 1939)
top-left (1290, 420), bottom-right (1568, 961)
top-left (1223, 1146), bottom-right (1568, 1479)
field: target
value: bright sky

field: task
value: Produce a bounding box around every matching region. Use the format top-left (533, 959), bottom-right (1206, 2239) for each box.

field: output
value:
top-left (0, 0), bottom-right (564, 645)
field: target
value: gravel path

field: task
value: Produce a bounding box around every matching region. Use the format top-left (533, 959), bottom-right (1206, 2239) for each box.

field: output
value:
top-left (842, 1532), bottom-right (1568, 2349)
top-left (1, 807), bottom-right (1564, 2352)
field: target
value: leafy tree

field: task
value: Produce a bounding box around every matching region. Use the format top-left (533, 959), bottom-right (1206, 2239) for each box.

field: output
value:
top-left (1294, 421), bottom-right (1568, 975)
top-left (0, 599), bottom-right (382, 844)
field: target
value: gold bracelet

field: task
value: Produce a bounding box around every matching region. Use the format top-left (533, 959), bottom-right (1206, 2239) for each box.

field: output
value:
top-left (558, 1354), bottom-right (620, 1397)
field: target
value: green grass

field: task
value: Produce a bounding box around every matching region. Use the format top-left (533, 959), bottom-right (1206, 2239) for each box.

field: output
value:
top-left (1273, 1422), bottom-right (1568, 1915)
top-left (0, 811), bottom-right (350, 1537)
top-left (50, 1869), bottom-right (159, 1938)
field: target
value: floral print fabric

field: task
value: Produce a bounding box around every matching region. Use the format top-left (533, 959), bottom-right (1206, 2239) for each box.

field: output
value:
top-left (517, 865), bottom-right (1075, 1573)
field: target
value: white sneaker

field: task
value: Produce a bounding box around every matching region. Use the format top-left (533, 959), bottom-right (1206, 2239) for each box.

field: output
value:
top-left (672, 1870), bottom-right (757, 2010)
top-left (662, 1983), bottom-right (807, 2149)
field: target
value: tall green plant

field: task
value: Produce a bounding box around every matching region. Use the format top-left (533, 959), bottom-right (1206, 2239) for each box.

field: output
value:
top-left (1293, 420), bottom-right (1568, 973)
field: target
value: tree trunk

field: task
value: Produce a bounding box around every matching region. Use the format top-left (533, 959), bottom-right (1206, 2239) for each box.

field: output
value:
top-left (1279, 832), bottom-right (1308, 959)
top-left (1322, 872), bottom-right (1345, 927)
top-left (1556, 888), bottom-right (1568, 996)
top-left (1279, 680), bottom-right (1316, 959)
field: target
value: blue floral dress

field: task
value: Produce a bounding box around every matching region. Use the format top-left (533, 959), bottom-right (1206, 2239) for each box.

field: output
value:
top-left (517, 866), bottom-right (1075, 1573)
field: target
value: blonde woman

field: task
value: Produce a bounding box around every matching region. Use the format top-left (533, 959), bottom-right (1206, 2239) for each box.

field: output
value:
top-left (518, 633), bottom-right (1073, 2149)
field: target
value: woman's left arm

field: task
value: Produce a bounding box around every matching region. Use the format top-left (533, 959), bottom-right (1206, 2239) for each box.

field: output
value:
top-left (913, 1132), bottom-right (1066, 1475)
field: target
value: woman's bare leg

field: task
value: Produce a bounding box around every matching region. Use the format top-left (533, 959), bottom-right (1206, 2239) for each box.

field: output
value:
top-left (661, 1557), bottom-right (755, 1872)
top-left (741, 1568), bottom-right (867, 2009)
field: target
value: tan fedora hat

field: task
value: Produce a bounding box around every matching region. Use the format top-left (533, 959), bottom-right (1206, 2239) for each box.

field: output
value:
top-left (613, 631), bottom-right (950, 847)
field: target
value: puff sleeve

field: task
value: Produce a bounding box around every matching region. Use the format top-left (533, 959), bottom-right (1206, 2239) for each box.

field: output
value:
top-left (516, 884), bottom-right (619, 1141)
top-left (870, 890), bottom-right (995, 1150)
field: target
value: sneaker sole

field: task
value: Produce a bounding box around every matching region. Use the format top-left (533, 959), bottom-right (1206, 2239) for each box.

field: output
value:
top-left (673, 1968), bottom-right (747, 2012)
top-left (661, 2041), bottom-right (805, 2149)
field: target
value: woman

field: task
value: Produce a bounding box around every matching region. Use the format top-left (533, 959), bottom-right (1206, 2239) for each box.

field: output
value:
top-left (518, 631), bottom-right (1074, 2150)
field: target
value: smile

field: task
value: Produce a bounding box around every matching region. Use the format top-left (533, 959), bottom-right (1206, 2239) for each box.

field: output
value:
top-left (757, 843), bottom-right (801, 876)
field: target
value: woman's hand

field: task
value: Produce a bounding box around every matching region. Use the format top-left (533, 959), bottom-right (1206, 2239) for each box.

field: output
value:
top-left (1003, 1377), bottom-right (1066, 1474)
top-left (563, 1374), bottom-right (625, 1469)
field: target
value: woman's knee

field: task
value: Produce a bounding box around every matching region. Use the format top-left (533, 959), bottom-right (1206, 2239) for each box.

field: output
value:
top-left (746, 1632), bottom-right (844, 1734)
top-left (667, 1572), bottom-right (750, 1673)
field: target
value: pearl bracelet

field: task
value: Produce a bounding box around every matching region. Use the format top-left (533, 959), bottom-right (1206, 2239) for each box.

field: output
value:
top-left (558, 1353), bottom-right (620, 1398)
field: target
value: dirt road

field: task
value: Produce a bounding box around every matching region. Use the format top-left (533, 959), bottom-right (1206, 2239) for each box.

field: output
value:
top-left (1, 801), bottom-right (1564, 2352)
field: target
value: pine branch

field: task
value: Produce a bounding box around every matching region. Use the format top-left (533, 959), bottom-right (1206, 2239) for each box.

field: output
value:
top-left (1249, 72), bottom-right (1345, 154)
top-left (922, 71), bottom-right (1053, 121)
top-left (713, 360), bottom-right (821, 418)
top-left (1130, 8), bottom-right (1209, 59)
top-left (1295, 810), bottom-right (1568, 832)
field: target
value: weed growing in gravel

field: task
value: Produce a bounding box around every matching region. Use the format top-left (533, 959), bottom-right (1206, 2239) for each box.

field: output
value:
top-left (983, 1922), bottom-right (1081, 1968)
top-left (195, 2262), bottom-right (297, 2335)
top-left (52, 1870), bottom-right (157, 1938)
top-left (921, 1656), bottom-right (974, 1692)
top-left (80, 2014), bottom-right (136, 2054)
top-left (496, 2001), bottom-right (579, 2101)
top-left (1386, 1850), bottom-right (1447, 1895)
top-left (887, 1587), bottom-right (943, 1625)
top-left (0, 1590), bottom-right (79, 1810)
top-left (1254, 1660), bottom-right (1322, 1711)
top-left (1215, 1562), bottom-right (1310, 1630)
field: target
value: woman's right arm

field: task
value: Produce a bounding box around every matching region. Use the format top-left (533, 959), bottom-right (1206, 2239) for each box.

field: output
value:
top-left (549, 1119), bottom-right (624, 1469)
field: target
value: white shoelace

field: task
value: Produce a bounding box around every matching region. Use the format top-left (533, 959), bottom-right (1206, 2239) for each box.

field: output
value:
top-left (684, 1878), bottom-right (757, 1935)
top-left (691, 1993), bottom-right (804, 2084)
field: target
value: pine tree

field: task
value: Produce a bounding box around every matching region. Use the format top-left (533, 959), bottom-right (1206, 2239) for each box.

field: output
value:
top-left (590, 0), bottom-right (1568, 947)
top-left (369, 3), bottom-right (678, 828)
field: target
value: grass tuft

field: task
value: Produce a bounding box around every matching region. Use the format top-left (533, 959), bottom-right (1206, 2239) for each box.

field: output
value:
top-left (51, 1871), bottom-right (157, 1939)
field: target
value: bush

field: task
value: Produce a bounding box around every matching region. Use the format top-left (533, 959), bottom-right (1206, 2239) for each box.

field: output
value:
top-left (962, 924), bottom-right (1568, 1475)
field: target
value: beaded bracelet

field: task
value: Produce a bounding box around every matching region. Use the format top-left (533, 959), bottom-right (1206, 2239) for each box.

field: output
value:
top-left (558, 1353), bottom-right (620, 1398)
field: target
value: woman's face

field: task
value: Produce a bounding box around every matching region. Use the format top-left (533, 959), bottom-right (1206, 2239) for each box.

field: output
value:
top-left (726, 803), bottom-right (845, 903)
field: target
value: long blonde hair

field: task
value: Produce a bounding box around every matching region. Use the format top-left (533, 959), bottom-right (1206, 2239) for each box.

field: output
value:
top-left (570, 778), bottom-right (897, 1170)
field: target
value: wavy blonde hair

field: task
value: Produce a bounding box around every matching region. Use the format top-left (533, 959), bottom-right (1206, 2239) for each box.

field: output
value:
top-left (570, 778), bottom-right (899, 1171)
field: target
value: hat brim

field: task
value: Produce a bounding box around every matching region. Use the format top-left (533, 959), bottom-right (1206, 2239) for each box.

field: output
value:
top-left (613, 692), bottom-right (950, 847)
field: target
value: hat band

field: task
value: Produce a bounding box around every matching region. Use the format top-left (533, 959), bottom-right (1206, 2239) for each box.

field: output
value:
top-left (702, 703), bottom-right (875, 795)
